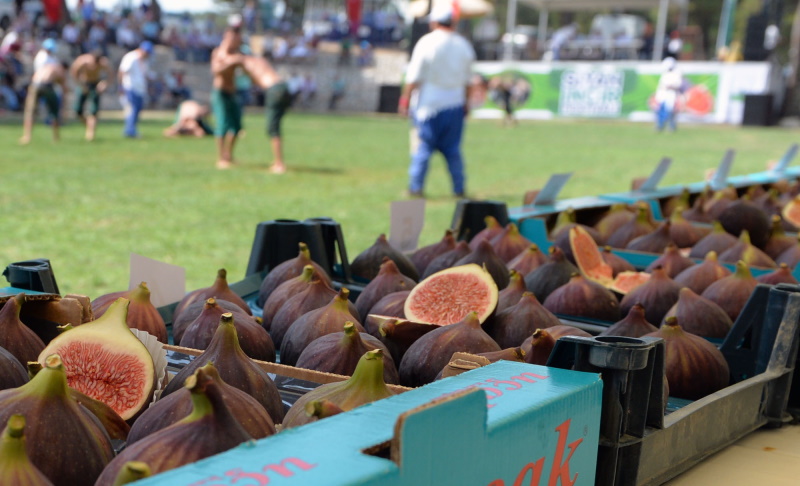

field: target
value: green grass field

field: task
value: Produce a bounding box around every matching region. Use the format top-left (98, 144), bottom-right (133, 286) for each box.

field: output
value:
top-left (1, 111), bottom-right (798, 299)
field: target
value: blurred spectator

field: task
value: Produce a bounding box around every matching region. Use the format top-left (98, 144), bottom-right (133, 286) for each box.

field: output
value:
top-left (328, 74), bottom-right (345, 110)
top-left (357, 40), bottom-right (373, 67)
top-left (165, 69), bottom-right (191, 106)
top-left (299, 73), bottom-right (316, 107)
top-left (289, 36), bottom-right (312, 62)
top-left (549, 23), bottom-right (577, 61)
top-left (86, 20), bottom-right (108, 56)
top-left (273, 36), bottom-right (288, 61)
top-left (243, 1), bottom-right (257, 33)
top-left (62, 21), bottom-right (81, 57)
top-left (141, 13), bottom-right (161, 44)
top-left (665, 30), bottom-right (682, 59)
top-left (80, 0), bottom-right (96, 25)
top-left (0, 42), bottom-right (22, 111)
top-left (261, 33), bottom-right (274, 60)
top-left (165, 26), bottom-right (188, 61)
top-left (147, 70), bottom-right (165, 108)
top-left (186, 29), bottom-right (202, 63)
top-left (338, 36), bottom-right (351, 65)
top-left (117, 18), bottom-right (139, 50)
top-left (199, 27), bottom-right (217, 63)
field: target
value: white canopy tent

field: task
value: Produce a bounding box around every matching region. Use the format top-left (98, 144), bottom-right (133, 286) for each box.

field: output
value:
top-left (512, 0), bottom-right (688, 61)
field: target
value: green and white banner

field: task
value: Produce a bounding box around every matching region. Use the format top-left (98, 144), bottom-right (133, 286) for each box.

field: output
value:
top-left (470, 61), bottom-right (774, 124)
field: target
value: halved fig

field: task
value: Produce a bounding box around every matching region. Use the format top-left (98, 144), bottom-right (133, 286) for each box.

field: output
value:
top-left (37, 298), bottom-right (155, 421)
top-left (404, 264), bottom-right (498, 326)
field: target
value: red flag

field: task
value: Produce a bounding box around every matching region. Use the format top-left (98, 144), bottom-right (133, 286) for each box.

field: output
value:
top-left (43, 0), bottom-right (62, 23)
top-left (347, 0), bottom-right (362, 35)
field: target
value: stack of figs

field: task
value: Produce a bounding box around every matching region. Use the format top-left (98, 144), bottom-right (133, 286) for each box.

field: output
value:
top-left (4, 190), bottom-right (791, 483)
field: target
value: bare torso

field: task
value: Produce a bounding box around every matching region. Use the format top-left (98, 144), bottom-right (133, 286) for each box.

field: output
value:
top-left (243, 56), bottom-right (281, 89)
top-left (72, 54), bottom-right (108, 83)
top-left (211, 47), bottom-right (241, 92)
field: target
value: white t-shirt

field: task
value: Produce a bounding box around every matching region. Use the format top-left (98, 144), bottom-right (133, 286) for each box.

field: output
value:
top-left (405, 28), bottom-right (475, 120)
top-left (119, 50), bottom-right (148, 95)
top-left (33, 50), bottom-right (58, 72)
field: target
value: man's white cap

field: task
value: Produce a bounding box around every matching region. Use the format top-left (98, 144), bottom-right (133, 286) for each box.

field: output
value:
top-left (430, 4), bottom-right (454, 24)
top-left (662, 56), bottom-right (676, 70)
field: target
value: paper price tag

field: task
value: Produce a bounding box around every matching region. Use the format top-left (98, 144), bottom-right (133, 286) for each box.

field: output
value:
top-left (389, 200), bottom-right (426, 252)
top-left (129, 253), bottom-right (186, 308)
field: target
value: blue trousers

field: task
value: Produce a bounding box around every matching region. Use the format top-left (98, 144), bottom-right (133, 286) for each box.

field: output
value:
top-left (656, 102), bottom-right (676, 132)
top-left (124, 90), bottom-right (144, 137)
top-left (409, 106), bottom-right (466, 195)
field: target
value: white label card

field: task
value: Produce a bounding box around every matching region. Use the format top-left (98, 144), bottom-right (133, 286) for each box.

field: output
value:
top-left (389, 199), bottom-right (426, 252)
top-left (129, 253), bottom-right (186, 308)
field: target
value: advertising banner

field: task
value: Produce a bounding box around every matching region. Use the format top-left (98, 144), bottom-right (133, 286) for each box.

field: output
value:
top-left (471, 61), bottom-right (773, 125)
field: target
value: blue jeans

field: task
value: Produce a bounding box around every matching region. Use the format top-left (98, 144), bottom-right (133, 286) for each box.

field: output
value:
top-left (124, 90), bottom-right (144, 137)
top-left (656, 102), bottom-right (676, 132)
top-left (409, 106), bottom-right (466, 195)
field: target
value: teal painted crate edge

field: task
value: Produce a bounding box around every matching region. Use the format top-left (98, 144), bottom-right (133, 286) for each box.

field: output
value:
top-left (132, 361), bottom-right (602, 486)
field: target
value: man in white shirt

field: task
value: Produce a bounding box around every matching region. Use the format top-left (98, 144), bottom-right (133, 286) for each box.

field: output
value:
top-left (33, 38), bottom-right (59, 72)
top-left (117, 41), bottom-right (152, 138)
top-left (654, 57), bottom-right (683, 132)
top-left (399, 5), bottom-right (475, 198)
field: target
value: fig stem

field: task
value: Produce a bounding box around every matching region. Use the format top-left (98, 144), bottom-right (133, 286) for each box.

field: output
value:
top-left (1, 415), bottom-right (28, 461)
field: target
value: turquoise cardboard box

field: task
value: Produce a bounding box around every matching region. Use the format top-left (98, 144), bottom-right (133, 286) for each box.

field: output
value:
top-left (134, 361), bottom-right (602, 486)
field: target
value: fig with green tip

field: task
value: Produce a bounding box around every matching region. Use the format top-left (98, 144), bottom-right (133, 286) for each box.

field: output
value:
top-left (257, 242), bottom-right (332, 307)
top-left (487, 292), bottom-right (561, 348)
top-left (644, 317), bottom-right (730, 400)
top-left (524, 246), bottom-right (579, 303)
top-left (162, 313), bottom-right (284, 423)
top-left (755, 263), bottom-right (799, 285)
top-left (490, 222), bottom-right (533, 263)
top-left (350, 234), bottom-right (419, 281)
top-left (410, 229), bottom-right (457, 276)
top-left (91, 282), bottom-right (168, 343)
top-left (689, 221), bottom-right (739, 259)
top-left (354, 258), bottom-right (416, 322)
top-left (94, 366), bottom-right (253, 486)
top-left (0, 355), bottom-right (114, 486)
top-left (606, 205), bottom-right (655, 249)
top-left (422, 241), bottom-right (472, 278)
top-left (599, 304), bottom-right (658, 338)
top-left (111, 462), bottom-right (151, 486)
top-left (292, 321), bottom-right (399, 384)
top-left (173, 268), bottom-right (251, 322)
top-left (261, 265), bottom-right (317, 332)
top-left (0, 414), bottom-right (54, 486)
top-left (27, 361), bottom-right (130, 441)
top-left (663, 288), bottom-right (732, 339)
top-left (701, 261), bottom-right (759, 322)
top-left (619, 267), bottom-right (681, 325)
top-left (127, 362), bottom-right (275, 445)
top-left (507, 243), bottom-right (549, 276)
top-left (280, 288), bottom-right (365, 367)
top-left (645, 243), bottom-right (695, 278)
top-left (718, 230), bottom-right (776, 268)
top-left (179, 297), bottom-right (276, 362)
top-left (673, 251), bottom-right (731, 294)
top-left (283, 349), bottom-right (396, 428)
top-left (469, 215), bottom-right (504, 249)
top-left (399, 312), bottom-right (501, 387)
